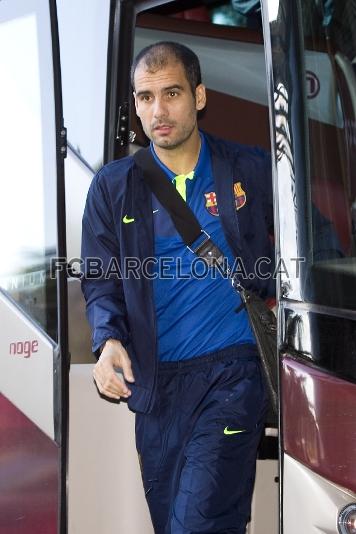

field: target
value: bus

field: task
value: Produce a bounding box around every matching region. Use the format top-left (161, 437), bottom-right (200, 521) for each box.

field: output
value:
top-left (0, 0), bottom-right (355, 533)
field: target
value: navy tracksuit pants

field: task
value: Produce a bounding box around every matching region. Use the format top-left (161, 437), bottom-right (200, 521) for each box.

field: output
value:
top-left (135, 343), bottom-right (269, 534)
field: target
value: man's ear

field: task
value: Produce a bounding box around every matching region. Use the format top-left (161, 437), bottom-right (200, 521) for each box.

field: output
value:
top-left (195, 84), bottom-right (206, 111)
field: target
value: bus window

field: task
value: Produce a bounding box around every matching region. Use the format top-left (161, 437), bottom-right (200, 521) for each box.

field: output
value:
top-left (148, 0), bottom-right (262, 28)
top-left (57, 0), bottom-right (110, 171)
top-left (299, 0), bottom-right (356, 311)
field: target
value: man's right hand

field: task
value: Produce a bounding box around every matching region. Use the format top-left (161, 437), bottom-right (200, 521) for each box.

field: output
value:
top-left (93, 339), bottom-right (135, 400)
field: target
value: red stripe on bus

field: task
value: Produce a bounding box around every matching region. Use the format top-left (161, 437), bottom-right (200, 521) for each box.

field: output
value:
top-left (281, 356), bottom-right (356, 494)
top-left (0, 394), bottom-right (58, 533)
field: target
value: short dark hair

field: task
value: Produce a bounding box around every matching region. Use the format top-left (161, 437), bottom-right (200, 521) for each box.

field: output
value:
top-left (131, 41), bottom-right (202, 95)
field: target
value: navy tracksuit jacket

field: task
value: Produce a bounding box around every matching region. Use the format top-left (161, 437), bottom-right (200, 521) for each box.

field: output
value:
top-left (81, 132), bottom-right (275, 415)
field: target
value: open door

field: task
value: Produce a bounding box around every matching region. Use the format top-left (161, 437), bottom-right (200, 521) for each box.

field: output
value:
top-left (0, 1), bottom-right (68, 532)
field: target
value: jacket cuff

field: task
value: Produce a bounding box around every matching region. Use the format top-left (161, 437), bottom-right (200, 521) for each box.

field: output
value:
top-left (92, 332), bottom-right (129, 359)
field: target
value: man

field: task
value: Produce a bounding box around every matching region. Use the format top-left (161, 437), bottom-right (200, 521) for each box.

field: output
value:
top-left (81, 42), bottom-right (273, 533)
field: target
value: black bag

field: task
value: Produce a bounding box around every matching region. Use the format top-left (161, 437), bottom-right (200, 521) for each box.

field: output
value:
top-left (238, 287), bottom-right (278, 423)
top-left (134, 147), bottom-right (278, 425)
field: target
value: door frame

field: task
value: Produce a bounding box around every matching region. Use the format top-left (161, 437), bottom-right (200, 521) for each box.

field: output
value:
top-left (104, 0), bottom-right (174, 163)
top-left (49, 0), bottom-right (69, 530)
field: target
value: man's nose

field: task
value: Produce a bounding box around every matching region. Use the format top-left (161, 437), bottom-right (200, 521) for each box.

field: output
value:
top-left (153, 97), bottom-right (168, 118)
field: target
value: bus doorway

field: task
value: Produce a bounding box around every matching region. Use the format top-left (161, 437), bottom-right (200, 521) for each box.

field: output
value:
top-left (61, 1), bottom-right (279, 533)
top-left (62, 0), bottom-right (356, 531)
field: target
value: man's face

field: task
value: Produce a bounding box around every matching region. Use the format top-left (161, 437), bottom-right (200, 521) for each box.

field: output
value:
top-left (133, 59), bottom-right (206, 150)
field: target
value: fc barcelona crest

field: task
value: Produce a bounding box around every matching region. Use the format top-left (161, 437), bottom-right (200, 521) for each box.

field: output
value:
top-left (204, 191), bottom-right (219, 216)
top-left (204, 182), bottom-right (246, 216)
top-left (233, 182), bottom-right (246, 210)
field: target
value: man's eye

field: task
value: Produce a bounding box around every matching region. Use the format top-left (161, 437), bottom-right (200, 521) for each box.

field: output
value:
top-left (140, 95), bottom-right (151, 102)
top-left (168, 91), bottom-right (178, 98)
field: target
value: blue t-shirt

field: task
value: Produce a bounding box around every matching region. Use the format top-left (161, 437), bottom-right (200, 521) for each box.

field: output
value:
top-left (151, 133), bottom-right (255, 361)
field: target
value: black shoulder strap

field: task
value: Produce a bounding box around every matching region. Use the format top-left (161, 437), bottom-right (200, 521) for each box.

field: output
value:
top-left (133, 147), bottom-right (202, 247)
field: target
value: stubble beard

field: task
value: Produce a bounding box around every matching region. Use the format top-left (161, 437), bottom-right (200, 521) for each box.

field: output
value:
top-left (146, 121), bottom-right (197, 151)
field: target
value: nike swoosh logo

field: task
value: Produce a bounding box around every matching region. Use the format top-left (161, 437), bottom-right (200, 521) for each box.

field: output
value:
top-left (123, 215), bottom-right (135, 223)
top-left (224, 427), bottom-right (246, 435)
top-left (153, 209), bottom-right (159, 214)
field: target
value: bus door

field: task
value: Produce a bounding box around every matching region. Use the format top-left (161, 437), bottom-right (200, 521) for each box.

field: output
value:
top-left (0, 1), bottom-right (68, 532)
top-left (263, 0), bottom-right (356, 532)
